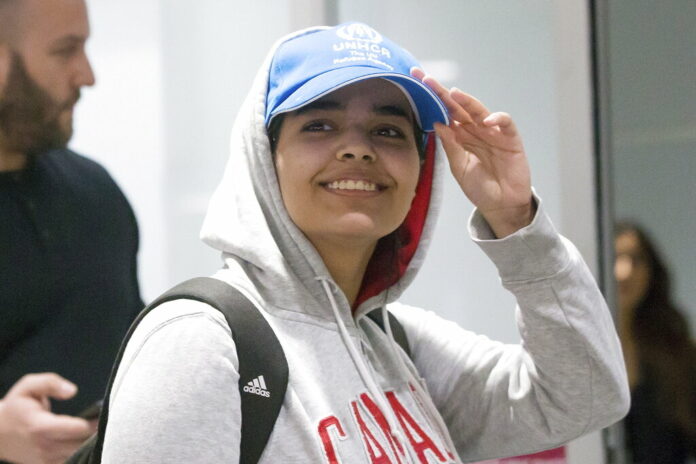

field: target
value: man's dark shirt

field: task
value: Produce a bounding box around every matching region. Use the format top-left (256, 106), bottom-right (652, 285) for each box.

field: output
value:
top-left (0, 149), bottom-right (142, 415)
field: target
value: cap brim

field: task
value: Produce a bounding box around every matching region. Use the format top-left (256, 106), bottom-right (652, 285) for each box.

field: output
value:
top-left (267, 66), bottom-right (448, 131)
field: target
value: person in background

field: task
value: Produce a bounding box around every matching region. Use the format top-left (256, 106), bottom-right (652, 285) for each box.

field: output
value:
top-left (615, 222), bottom-right (696, 464)
top-left (0, 0), bottom-right (142, 462)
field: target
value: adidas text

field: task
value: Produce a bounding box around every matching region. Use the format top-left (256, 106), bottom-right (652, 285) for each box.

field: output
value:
top-left (243, 385), bottom-right (271, 397)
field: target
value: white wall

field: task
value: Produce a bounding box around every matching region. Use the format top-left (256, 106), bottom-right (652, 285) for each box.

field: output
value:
top-left (72, 0), bottom-right (167, 301)
top-left (159, 1), bottom-right (295, 288)
top-left (70, 1), bottom-right (606, 462)
top-left (72, 0), bottom-right (322, 300)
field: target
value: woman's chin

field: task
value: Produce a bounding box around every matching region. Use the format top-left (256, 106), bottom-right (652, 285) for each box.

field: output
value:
top-left (306, 224), bottom-right (392, 250)
top-left (332, 215), bottom-right (397, 240)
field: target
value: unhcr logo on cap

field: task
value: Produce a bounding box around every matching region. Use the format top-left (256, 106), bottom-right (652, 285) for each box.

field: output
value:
top-left (332, 23), bottom-right (392, 65)
top-left (336, 23), bottom-right (383, 43)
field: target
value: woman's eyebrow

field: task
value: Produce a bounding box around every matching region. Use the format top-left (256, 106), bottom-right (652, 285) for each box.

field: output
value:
top-left (295, 100), bottom-right (343, 115)
top-left (293, 100), bottom-right (411, 121)
top-left (373, 104), bottom-right (412, 121)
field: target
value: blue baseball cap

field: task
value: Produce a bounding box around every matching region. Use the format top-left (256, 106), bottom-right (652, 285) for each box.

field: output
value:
top-left (265, 22), bottom-right (448, 131)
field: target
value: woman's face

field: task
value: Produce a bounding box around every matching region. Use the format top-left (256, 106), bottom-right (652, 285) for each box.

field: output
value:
top-left (273, 79), bottom-right (421, 253)
top-left (615, 230), bottom-right (651, 312)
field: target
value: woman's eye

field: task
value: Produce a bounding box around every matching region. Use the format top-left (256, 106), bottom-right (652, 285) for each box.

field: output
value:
top-left (303, 121), bottom-right (333, 132)
top-left (374, 127), bottom-right (404, 138)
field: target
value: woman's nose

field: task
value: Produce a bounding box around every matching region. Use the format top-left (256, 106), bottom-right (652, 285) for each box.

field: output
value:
top-left (336, 129), bottom-right (376, 163)
top-left (614, 255), bottom-right (634, 282)
top-left (338, 151), bottom-right (376, 162)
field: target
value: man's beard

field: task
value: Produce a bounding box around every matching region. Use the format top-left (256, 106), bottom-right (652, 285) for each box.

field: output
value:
top-left (0, 52), bottom-right (80, 156)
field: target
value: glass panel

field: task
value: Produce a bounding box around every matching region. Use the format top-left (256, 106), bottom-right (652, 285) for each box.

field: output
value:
top-left (594, 1), bottom-right (696, 463)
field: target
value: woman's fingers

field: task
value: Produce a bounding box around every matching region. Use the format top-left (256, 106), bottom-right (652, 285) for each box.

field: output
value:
top-left (412, 69), bottom-right (519, 151)
top-left (410, 67), bottom-right (426, 81)
top-left (413, 72), bottom-right (475, 125)
top-left (434, 123), bottom-right (471, 180)
top-left (449, 89), bottom-right (492, 124)
top-left (412, 69), bottom-right (491, 127)
top-left (483, 112), bottom-right (518, 137)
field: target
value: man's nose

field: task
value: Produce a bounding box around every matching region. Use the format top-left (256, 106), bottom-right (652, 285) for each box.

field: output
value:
top-left (73, 50), bottom-right (95, 88)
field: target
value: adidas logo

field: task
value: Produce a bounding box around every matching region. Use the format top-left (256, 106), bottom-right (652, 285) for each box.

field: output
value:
top-left (243, 375), bottom-right (271, 397)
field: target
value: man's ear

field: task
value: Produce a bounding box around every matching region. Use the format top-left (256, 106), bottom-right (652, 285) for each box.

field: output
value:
top-left (0, 44), bottom-right (10, 96)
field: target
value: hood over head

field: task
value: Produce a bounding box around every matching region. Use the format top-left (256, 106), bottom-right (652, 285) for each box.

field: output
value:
top-left (200, 23), bottom-right (447, 317)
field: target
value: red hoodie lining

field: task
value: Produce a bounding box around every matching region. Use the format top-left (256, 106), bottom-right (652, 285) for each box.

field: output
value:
top-left (354, 134), bottom-right (436, 309)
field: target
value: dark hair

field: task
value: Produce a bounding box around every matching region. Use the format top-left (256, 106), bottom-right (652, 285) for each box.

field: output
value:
top-left (615, 222), bottom-right (696, 440)
top-left (267, 113), bottom-right (427, 161)
top-left (267, 114), bottom-right (284, 154)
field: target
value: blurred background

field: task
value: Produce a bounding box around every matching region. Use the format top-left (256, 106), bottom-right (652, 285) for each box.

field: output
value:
top-left (68, 1), bottom-right (695, 463)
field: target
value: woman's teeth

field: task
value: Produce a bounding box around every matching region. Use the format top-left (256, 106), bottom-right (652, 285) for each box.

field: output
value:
top-left (326, 180), bottom-right (377, 191)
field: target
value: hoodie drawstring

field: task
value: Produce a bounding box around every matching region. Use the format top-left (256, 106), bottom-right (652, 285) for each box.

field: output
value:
top-left (382, 308), bottom-right (462, 463)
top-left (318, 277), bottom-right (419, 464)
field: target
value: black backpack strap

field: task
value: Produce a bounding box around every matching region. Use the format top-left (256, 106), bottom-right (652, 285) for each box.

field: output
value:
top-left (87, 277), bottom-right (287, 464)
top-left (367, 308), bottom-right (411, 358)
top-left (212, 279), bottom-right (289, 463)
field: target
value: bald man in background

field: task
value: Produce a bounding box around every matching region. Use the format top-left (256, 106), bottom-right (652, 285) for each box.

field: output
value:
top-left (0, 0), bottom-right (142, 462)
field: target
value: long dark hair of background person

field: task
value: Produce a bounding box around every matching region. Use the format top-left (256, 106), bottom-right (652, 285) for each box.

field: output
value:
top-left (615, 222), bottom-right (696, 463)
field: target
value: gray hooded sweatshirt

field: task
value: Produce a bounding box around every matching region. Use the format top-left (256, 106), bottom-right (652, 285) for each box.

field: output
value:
top-left (102, 28), bottom-right (630, 464)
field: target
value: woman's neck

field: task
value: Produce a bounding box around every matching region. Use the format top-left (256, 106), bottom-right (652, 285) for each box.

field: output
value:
top-left (618, 302), bottom-right (640, 389)
top-left (312, 237), bottom-right (376, 309)
top-left (618, 301), bottom-right (636, 337)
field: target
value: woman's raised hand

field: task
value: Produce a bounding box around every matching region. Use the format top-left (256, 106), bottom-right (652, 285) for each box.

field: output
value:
top-left (412, 68), bottom-right (535, 238)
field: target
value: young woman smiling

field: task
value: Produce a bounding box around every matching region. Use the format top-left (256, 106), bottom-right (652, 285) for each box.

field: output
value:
top-left (101, 23), bottom-right (629, 463)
